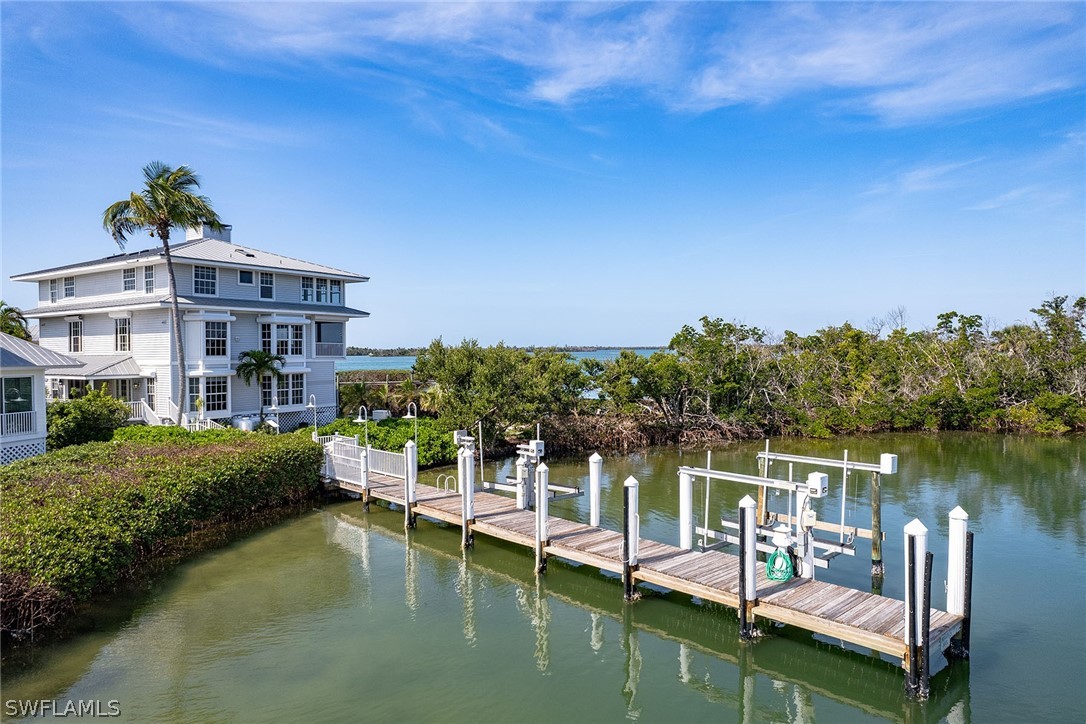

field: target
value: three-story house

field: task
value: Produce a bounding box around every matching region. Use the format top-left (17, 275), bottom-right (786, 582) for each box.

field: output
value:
top-left (11, 224), bottom-right (368, 430)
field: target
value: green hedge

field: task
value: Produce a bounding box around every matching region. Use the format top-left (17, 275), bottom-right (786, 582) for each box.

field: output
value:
top-left (314, 417), bottom-right (458, 467)
top-left (0, 434), bottom-right (323, 636)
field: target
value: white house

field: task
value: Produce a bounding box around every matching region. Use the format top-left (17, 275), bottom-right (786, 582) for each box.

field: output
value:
top-left (0, 332), bottom-right (80, 463)
top-left (11, 224), bottom-right (368, 431)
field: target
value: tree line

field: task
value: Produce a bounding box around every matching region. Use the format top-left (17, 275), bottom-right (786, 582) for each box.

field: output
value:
top-left (408, 295), bottom-right (1085, 451)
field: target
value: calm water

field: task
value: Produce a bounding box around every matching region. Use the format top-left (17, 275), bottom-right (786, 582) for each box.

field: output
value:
top-left (336, 349), bottom-right (661, 372)
top-left (4, 433), bottom-right (1083, 722)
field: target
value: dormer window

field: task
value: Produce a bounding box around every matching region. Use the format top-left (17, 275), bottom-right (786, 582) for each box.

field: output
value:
top-left (193, 266), bottom-right (217, 295)
top-left (123, 268), bottom-right (136, 291)
top-left (259, 272), bottom-right (274, 300)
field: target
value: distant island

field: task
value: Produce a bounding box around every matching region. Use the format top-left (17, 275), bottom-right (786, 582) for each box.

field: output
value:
top-left (346, 345), bottom-right (663, 357)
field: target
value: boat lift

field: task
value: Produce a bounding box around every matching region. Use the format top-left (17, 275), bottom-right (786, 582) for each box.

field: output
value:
top-left (469, 424), bottom-right (583, 510)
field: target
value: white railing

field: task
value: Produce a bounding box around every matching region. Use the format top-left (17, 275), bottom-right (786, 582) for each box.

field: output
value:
top-left (185, 418), bottom-right (227, 432)
top-left (126, 400), bottom-right (162, 426)
top-left (366, 447), bottom-right (406, 479)
top-left (0, 411), bottom-right (34, 436)
top-left (315, 342), bottom-right (345, 356)
top-left (168, 401), bottom-right (182, 425)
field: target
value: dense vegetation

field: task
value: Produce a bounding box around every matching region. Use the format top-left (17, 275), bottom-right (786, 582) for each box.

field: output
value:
top-left (46, 388), bottom-right (130, 449)
top-left (313, 417), bottom-right (458, 467)
top-left (412, 296), bottom-right (1085, 450)
top-left (0, 432), bottom-right (322, 638)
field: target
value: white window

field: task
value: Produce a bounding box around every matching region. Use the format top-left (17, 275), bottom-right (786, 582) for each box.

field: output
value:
top-left (144, 266), bottom-right (155, 293)
top-left (204, 321), bottom-right (227, 357)
top-left (116, 379), bottom-right (130, 402)
top-left (115, 318), bottom-right (130, 352)
top-left (188, 377), bottom-right (200, 412)
top-left (68, 320), bottom-right (82, 353)
top-left (49, 279), bottom-right (58, 303)
top-left (287, 373), bottom-right (304, 405)
top-left (316, 278), bottom-right (328, 303)
top-left (301, 277), bottom-right (314, 302)
top-left (238, 270), bottom-right (254, 285)
top-left (123, 268), bottom-right (136, 291)
top-left (193, 266), bottom-right (217, 295)
top-left (1, 377), bottom-right (33, 415)
top-left (330, 280), bottom-right (342, 305)
top-left (259, 272), bottom-right (274, 300)
top-left (261, 375), bottom-right (275, 408)
top-left (261, 373), bottom-right (304, 407)
top-left (64, 277), bottom-right (75, 298)
top-left (146, 379), bottom-right (156, 411)
top-left (205, 376), bottom-right (228, 412)
top-left (261, 323), bottom-right (303, 356)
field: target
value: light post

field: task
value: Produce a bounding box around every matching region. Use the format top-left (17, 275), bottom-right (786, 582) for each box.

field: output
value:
top-left (306, 394), bottom-right (317, 435)
top-left (268, 396), bottom-right (280, 434)
top-left (353, 405), bottom-right (369, 448)
top-left (404, 401), bottom-right (418, 443)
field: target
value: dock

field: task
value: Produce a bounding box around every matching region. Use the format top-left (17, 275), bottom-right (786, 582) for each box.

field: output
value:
top-left (318, 433), bottom-right (971, 699)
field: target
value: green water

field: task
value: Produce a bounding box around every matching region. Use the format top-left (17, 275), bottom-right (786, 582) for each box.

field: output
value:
top-left (3, 433), bottom-right (1083, 722)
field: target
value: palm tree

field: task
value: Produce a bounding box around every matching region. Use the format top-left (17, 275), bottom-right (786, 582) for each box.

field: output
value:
top-left (103, 162), bottom-right (223, 418)
top-left (235, 350), bottom-right (285, 423)
top-left (0, 301), bottom-right (32, 340)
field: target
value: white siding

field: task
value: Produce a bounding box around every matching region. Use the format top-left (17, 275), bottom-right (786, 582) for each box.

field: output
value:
top-left (37, 266), bottom-right (162, 310)
top-left (307, 360), bottom-right (337, 409)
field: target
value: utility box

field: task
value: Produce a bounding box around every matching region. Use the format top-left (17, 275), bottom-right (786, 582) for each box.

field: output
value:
top-left (880, 453), bottom-right (899, 475)
top-left (806, 472), bottom-right (829, 497)
top-left (453, 430), bottom-right (475, 447)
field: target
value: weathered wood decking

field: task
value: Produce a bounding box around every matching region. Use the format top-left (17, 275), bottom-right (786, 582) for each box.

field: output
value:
top-left (341, 471), bottom-right (963, 662)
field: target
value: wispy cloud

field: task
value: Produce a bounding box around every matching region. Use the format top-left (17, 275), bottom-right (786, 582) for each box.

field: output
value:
top-left (863, 158), bottom-right (983, 197)
top-left (105, 109), bottom-right (305, 149)
top-left (108, 2), bottom-right (1083, 125)
top-left (966, 185), bottom-right (1071, 211)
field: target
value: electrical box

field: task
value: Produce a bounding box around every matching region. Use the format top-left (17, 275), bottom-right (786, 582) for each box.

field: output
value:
top-left (517, 439), bottom-right (544, 458)
top-left (880, 453), bottom-right (899, 475)
top-left (453, 430), bottom-right (474, 446)
top-left (801, 508), bottom-right (817, 530)
top-left (806, 472), bottom-right (829, 497)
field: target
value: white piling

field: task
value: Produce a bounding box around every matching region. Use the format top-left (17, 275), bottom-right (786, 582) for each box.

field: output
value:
top-left (516, 457), bottom-right (528, 509)
top-left (623, 476), bottom-right (640, 600)
top-left (679, 471), bottom-right (693, 550)
top-left (625, 476), bottom-right (640, 567)
top-left (903, 518), bottom-right (928, 647)
top-left (947, 507), bottom-right (969, 616)
top-left (589, 453), bottom-right (603, 527)
top-left (739, 495), bottom-right (757, 600)
top-left (465, 446), bottom-right (476, 521)
top-left (359, 447), bottom-right (369, 491)
top-left (535, 463), bottom-right (550, 572)
top-left (404, 440), bottom-right (418, 529)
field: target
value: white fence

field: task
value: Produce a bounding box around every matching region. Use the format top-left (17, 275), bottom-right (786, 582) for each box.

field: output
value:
top-left (127, 400), bottom-right (162, 426)
top-left (316, 433), bottom-right (409, 483)
top-left (367, 447), bottom-right (407, 479)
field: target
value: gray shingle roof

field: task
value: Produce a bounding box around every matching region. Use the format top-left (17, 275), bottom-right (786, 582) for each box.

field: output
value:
top-left (0, 332), bottom-right (81, 369)
top-left (11, 238), bottom-right (368, 281)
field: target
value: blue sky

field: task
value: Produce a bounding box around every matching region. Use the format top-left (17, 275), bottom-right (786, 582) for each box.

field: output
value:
top-left (2, 2), bottom-right (1083, 347)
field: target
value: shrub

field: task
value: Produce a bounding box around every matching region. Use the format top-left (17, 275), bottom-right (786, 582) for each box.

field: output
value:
top-left (46, 389), bottom-right (130, 449)
top-left (0, 434), bottom-right (323, 637)
top-left (315, 416), bottom-right (458, 467)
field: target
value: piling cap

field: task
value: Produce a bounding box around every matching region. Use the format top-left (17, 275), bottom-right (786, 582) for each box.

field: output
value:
top-left (738, 494), bottom-right (756, 508)
top-left (404, 439), bottom-right (417, 450)
top-left (537, 462), bottom-right (549, 473)
top-left (589, 452), bottom-right (603, 463)
top-left (771, 524), bottom-right (792, 548)
top-left (949, 505), bottom-right (968, 520)
top-left (903, 518), bottom-right (928, 535)
top-left (459, 447), bottom-right (471, 458)
top-left (624, 475), bottom-right (639, 488)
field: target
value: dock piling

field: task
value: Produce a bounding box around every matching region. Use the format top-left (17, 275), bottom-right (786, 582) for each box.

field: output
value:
top-left (535, 463), bottom-right (550, 573)
top-left (459, 447), bottom-right (475, 549)
top-left (623, 476), bottom-right (640, 600)
top-left (679, 471), bottom-right (693, 551)
top-left (360, 447), bottom-right (369, 511)
top-left (589, 453), bottom-right (603, 528)
top-left (404, 440), bottom-right (418, 529)
top-left (904, 518), bottom-right (929, 699)
top-left (738, 495), bottom-right (758, 640)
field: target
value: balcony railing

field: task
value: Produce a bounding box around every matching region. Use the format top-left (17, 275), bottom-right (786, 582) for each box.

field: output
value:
top-left (315, 342), bottom-right (345, 357)
top-left (0, 411), bottom-right (35, 436)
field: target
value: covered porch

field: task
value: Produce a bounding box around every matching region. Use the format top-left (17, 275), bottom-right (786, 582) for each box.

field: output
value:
top-left (45, 354), bottom-right (161, 425)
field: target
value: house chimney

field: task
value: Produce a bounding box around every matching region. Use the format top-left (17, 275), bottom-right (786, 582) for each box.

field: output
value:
top-left (186, 223), bottom-right (232, 243)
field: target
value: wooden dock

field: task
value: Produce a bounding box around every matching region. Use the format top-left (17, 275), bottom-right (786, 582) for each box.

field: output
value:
top-left (337, 470), bottom-right (964, 662)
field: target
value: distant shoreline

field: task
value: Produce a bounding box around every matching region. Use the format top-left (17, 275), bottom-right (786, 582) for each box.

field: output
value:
top-left (346, 345), bottom-right (663, 357)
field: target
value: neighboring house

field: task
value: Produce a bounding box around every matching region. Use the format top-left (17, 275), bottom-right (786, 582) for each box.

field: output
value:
top-left (0, 332), bottom-right (80, 464)
top-left (11, 224), bottom-right (368, 430)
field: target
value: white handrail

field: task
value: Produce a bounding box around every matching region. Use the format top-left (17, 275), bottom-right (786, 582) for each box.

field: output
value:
top-left (0, 411), bottom-right (34, 435)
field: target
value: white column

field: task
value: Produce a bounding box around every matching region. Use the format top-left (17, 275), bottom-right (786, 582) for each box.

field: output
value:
top-left (679, 471), bottom-right (693, 550)
top-left (795, 486), bottom-right (815, 580)
top-left (405, 440), bottom-right (418, 504)
top-left (589, 452), bottom-right (603, 527)
top-left (625, 476), bottom-right (639, 566)
top-left (739, 495), bottom-right (757, 602)
top-left (904, 518), bottom-right (928, 647)
top-left (465, 446), bottom-right (475, 520)
top-left (947, 507), bottom-right (969, 616)
top-left (359, 448), bottom-right (369, 491)
top-left (516, 456), bottom-right (528, 509)
top-left (535, 463), bottom-right (550, 572)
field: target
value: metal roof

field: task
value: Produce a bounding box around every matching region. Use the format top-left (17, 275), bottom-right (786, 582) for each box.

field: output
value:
top-left (0, 332), bottom-right (81, 370)
top-left (22, 295), bottom-right (368, 319)
top-left (43, 354), bottom-right (144, 379)
top-left (11, 238), bottom-right (369, 282)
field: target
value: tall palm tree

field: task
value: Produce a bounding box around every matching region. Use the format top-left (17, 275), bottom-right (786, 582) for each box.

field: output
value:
top-left (0, 300), bottom-right (32, 340)
top-left (235, 350), bottom-right (285, 423)
top-left (103, 162), bottom-right (223, 418)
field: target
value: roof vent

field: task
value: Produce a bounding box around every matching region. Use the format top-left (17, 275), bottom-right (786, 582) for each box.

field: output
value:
top-left (186, 223), bottom-right (232, 243)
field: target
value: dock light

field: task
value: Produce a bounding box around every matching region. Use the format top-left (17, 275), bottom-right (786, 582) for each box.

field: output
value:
top-left (353, 405), bottom-right (369, 447)
top-left (404, 402), bottom-right (418, 442)
top-left (306, 394), bottom-right (317, 433)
